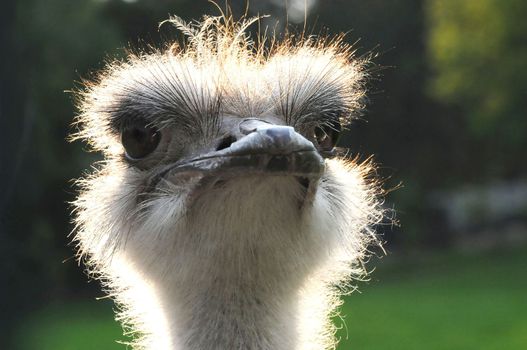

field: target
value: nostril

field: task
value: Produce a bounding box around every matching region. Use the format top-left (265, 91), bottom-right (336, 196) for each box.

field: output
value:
top-left (216, 135), bottom-right (237, 151)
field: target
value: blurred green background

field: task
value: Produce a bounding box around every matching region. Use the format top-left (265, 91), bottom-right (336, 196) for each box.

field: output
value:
top-left (1, 0), bottom-right (526, 349)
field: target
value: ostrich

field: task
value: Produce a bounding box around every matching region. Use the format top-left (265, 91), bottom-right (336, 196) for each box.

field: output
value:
top-left (72, 15), bottom-right (383, 350)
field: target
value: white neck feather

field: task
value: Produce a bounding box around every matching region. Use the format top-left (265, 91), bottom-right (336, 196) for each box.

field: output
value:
top-left (77, 160), bottom-right (380, 350)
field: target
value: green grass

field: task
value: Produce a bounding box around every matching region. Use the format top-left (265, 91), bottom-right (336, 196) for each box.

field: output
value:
top-left (13, 249), bottom-right (527, 349)
top-left (13, 300), bottom-right (124, 350)
top-left (336, 248), bottom-right (527, 349)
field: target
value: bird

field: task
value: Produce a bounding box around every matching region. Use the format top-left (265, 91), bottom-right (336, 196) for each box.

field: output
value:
top-left (71, 15), bottom-right (384, 350)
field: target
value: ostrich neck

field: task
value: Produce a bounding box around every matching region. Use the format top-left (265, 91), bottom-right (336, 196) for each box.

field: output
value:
top-left (126, 179), bottom-right (335, 350)
top-left (165, 281), bottom-right (299, 350)
top-left (151, 224), bottom-right (317, 350)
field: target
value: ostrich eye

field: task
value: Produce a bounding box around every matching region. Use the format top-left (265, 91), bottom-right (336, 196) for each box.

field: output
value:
top-left (314, 121), bottom-right (341, 151)
top-left (121, 119), bottom-right (161, 160)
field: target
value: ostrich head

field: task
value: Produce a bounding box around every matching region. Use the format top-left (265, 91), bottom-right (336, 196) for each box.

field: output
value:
top-left (72, 16), bottom-right (383, 350)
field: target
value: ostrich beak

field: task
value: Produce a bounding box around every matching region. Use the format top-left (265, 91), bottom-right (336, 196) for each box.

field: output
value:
top-left (186, 128), bottom-right (322, 175)
top-left (148, 119), bottom-right (325, 201)
top-left (169, 122), bottom-right (323, 176)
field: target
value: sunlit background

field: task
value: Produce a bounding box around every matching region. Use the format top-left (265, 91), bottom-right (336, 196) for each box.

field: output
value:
top-left (1, 0), bottom-right (526, 349)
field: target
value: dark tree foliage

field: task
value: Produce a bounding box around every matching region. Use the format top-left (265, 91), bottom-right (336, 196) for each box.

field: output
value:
top-left (428, 0), bottom-right (527, 179)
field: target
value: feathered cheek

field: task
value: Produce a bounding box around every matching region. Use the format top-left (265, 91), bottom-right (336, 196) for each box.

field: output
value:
top-left (137, 196), bottom-right (188, 235)
top-left (314, 158), bottom-right (369, 222)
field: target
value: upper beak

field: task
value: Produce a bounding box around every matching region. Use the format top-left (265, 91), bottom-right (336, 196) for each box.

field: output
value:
top-left (149, 119), bottom-right (325, 188)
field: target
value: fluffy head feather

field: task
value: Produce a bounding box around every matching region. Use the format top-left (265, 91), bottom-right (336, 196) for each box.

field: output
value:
top-left (72, 15), bottom-right (383, 350)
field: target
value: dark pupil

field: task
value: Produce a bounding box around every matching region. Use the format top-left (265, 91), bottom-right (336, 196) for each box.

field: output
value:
top-left (121, 122), bottom-right (160, 160)
top-left (315, 121), bottom-right (341, 151)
